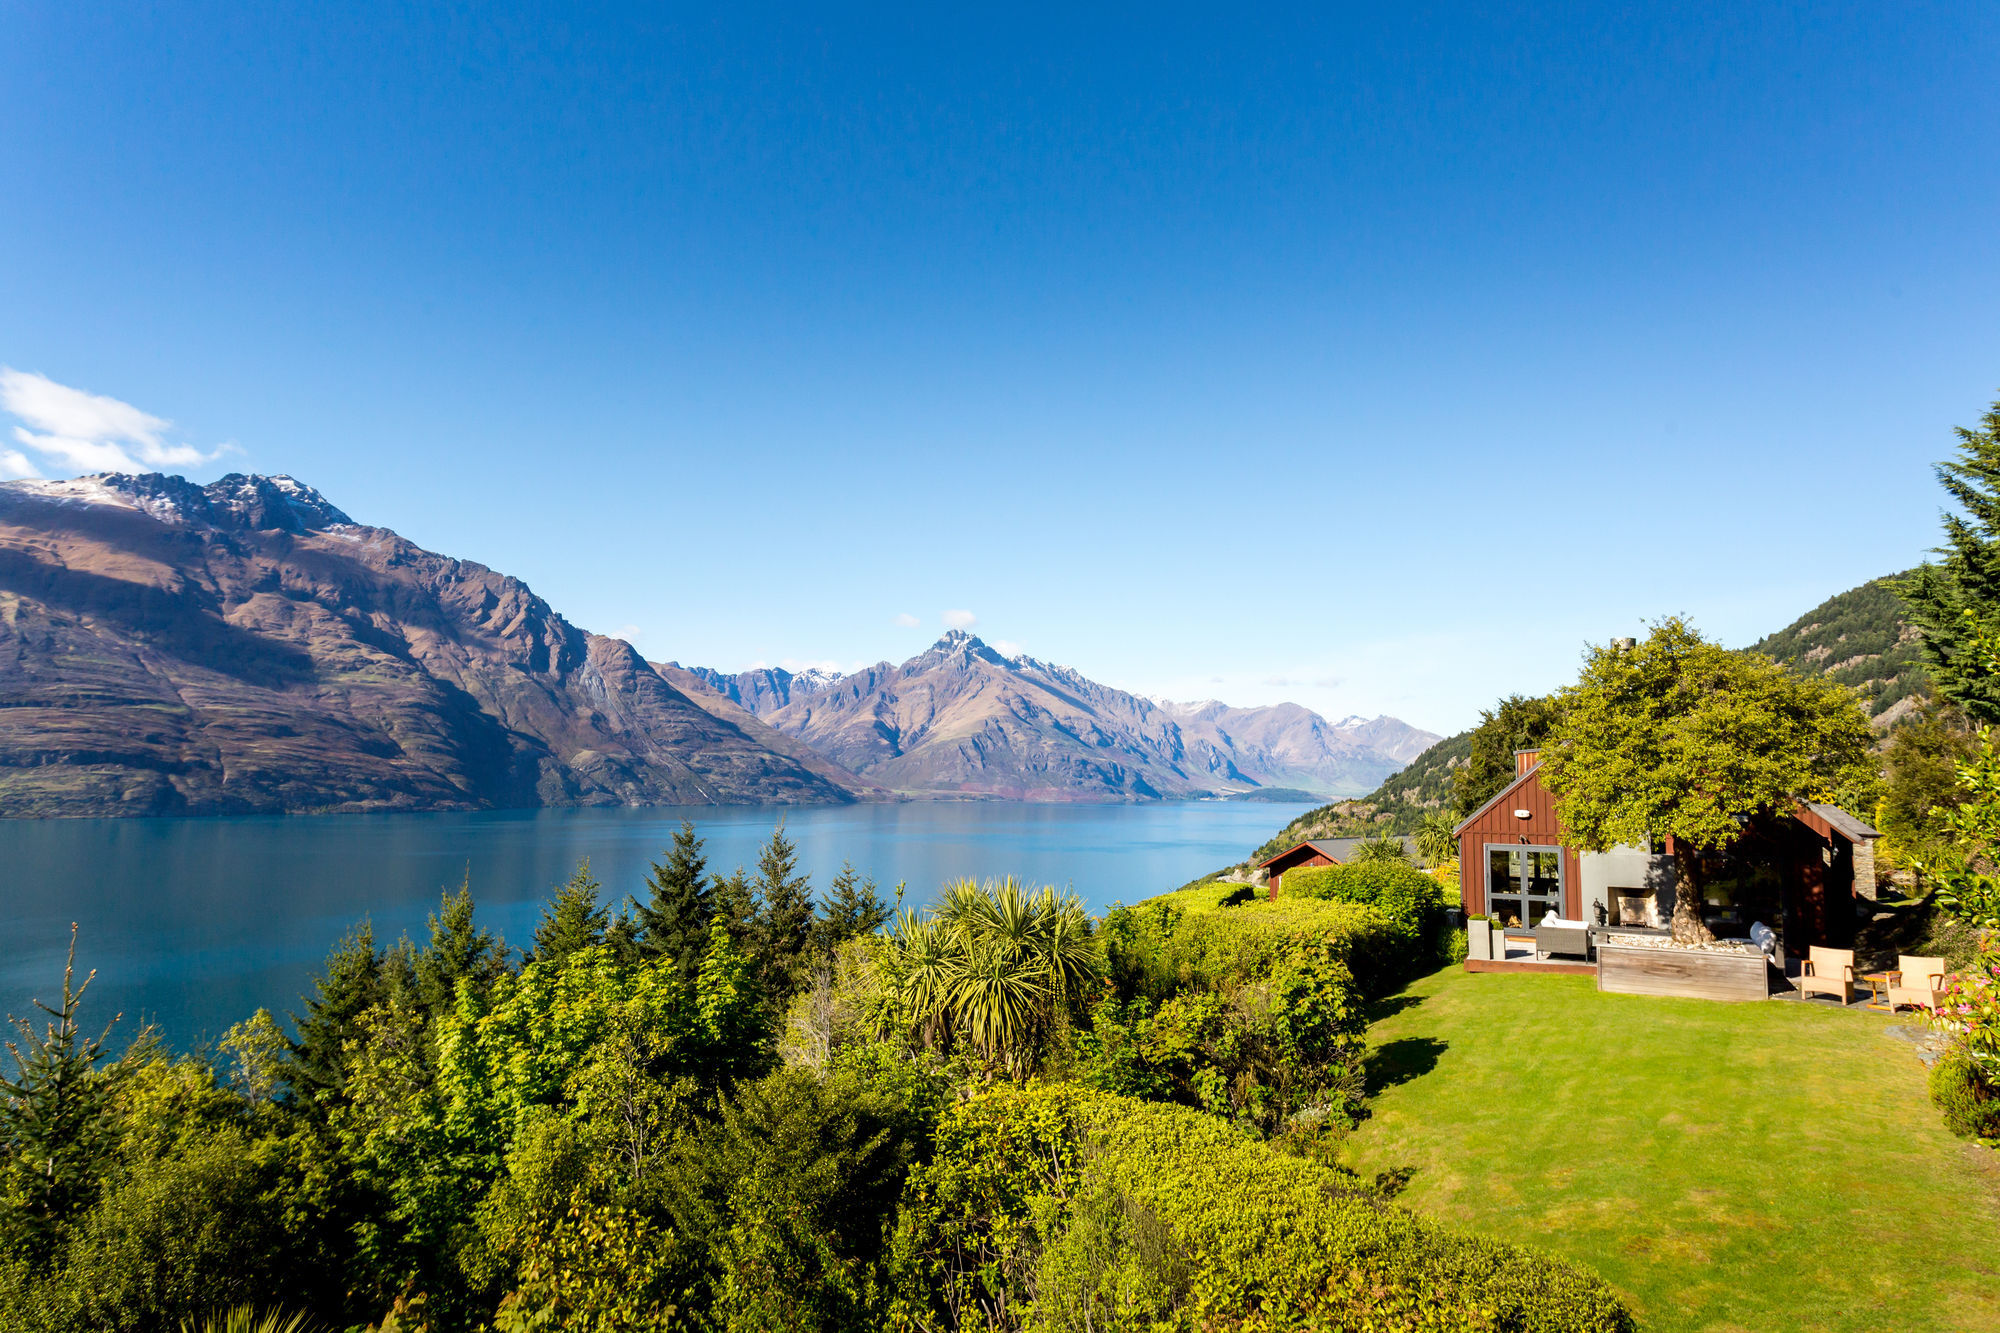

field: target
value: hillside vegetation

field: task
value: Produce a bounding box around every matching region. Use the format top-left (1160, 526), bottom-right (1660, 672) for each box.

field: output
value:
top-left (1749, 572), bottom-right (1927, 720)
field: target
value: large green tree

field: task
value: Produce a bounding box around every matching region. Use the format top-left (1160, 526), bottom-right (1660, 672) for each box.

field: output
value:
top-left (1539, 619), bottom-right (1873, 945)
top-left (1903, 391), bottom-right (2000, 723)
top-left (1453, 694), bottom-right (1563, 817)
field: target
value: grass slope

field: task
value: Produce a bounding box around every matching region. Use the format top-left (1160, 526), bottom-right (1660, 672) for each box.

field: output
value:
top-left (1341, 968), bottom-right (2000, 1333)
top-left (1749, 572), bottom-right (1927, 718)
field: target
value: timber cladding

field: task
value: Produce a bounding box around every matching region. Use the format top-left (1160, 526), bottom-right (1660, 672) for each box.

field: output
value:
top-left (1454, 763), bottom-right (1583, 921)
top-left (1596, 943), bottom-right (1770, 1002)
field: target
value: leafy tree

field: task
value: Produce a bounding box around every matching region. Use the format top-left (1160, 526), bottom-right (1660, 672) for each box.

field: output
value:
top-left (218, 1009), bottom-right (289, 1108)
top-left (1454, 694), bottom-right (1562, 817)
top-left (634, 821), bottom-right (713, 980)
top-left (1902, 391), bottom-right (2000, 723)
top-left (1539, 618), bottom-right (1874, 944)
top-left (815, 860), bottom-right (890, 957)
top-left (751, 826), bottom-right (815, 1003)
top-left (0, 928), bottom-right (120, 1242)
top-left (532, 860), bottom-right (609, 964)
top-left (1880, 695), bottom-right (1976, 860)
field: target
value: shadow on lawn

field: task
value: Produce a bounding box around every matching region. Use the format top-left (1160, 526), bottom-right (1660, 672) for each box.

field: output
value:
top-left (1365, 1036), bottom-right (1448, 1096)
top-left (1368, 992), bottom-right (1429, 1022)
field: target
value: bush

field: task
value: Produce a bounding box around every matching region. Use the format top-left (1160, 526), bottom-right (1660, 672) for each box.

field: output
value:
top-left (1104, 891), bottom-right (1409, 1002)
top-left (1281, 862), bottom-right (1447, 981)
top-left (890, 1083), bottom-right (1634, 1333)
top-left (1931, 1047), bottom-right (2000, 1143)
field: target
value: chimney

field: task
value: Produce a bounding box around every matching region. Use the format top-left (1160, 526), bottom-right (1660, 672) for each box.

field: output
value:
top-left (1515, 748), bottom-right (1541, 776)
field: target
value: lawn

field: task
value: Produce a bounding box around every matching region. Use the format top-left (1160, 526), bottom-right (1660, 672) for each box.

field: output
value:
top-left (1340, 967), bottom-right (2000, 1333)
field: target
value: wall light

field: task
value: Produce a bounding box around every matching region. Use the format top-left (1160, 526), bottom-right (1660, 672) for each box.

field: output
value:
top-left (1513, 809), bottom-right (1532, 820)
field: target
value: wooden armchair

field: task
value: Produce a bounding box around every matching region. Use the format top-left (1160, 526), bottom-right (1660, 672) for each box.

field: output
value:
top-left (1887, 955), bottom-right (1949, 1015)
top-left (1798, 946), bottom-right (1858, 1005)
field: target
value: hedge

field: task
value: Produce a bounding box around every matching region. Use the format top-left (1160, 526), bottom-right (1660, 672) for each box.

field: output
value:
top-left (892, 1083), bottom-right (1635, 1333)
top-left (1105, 891), bottom-right (1410, 1000)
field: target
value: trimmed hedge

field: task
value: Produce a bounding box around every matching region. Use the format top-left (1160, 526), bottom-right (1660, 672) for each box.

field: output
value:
top-left (892, 1083), bottom-right (1634, 1333)
top-left (1105, 892), bottom-right (1409, 1000)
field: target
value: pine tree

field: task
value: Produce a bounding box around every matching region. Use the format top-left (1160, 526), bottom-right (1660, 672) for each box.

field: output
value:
top-left (634, 821), bottom-right (714, 980)
top-left (1904, 392), bottom-right (2000, 723)
top-left (0, 926), bottom-right (120, 1238)
top-left (751, 825), bottom-right (815, 1003)
top-left (813, 860), bottom-right (889, 956)
top-left (532, 860), bottom-right (609, 964)
top-left (711, 867), bottom-right (759, 951)
top-left (414, 874), bottom-right (509, 1015)
top-left (284, 921), bottom-right (387, 1108)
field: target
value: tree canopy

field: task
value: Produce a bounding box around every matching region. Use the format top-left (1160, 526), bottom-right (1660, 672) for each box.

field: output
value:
top-left (1539, 618), bottom-right (1873, 943)
top-left (1903, 391), bottom-right (2000, 723)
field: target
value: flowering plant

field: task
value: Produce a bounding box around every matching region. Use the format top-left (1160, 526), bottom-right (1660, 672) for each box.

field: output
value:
top-left (1933, 932), bottom-right (2000, 1072)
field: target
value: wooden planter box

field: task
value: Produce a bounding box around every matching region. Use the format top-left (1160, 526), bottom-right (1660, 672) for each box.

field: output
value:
top-left (1596, 941), bottom-right (1769, 1002)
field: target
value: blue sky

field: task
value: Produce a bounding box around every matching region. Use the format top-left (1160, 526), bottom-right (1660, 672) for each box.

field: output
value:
top-left (3, 2), bottom-right (1996, 734)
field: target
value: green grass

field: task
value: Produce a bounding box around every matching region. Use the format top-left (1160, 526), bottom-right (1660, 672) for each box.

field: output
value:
top-left (1340, 968), bottom-right (2000, 1333)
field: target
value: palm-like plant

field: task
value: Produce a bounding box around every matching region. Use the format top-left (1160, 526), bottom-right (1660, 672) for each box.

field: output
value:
top-left (181, 1308), bottom-right (317, 1333)
top-left (1351, 835), bottom-right (1411, 865)
top-left (1415, 811), bottom-right (1459, 867)
top-left (881, 878), bottom-right (1100, 1074)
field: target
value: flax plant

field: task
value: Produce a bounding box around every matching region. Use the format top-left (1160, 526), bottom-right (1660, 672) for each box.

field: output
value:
top-left (882, 878), bottom-right (1100, 1075)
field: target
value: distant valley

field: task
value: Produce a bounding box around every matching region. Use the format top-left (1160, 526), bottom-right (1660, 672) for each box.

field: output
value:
top-left (0, 471), bottom-right (1436, 817)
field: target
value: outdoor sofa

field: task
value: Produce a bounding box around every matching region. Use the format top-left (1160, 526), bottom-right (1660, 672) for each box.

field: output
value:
top-left (1534, 917), bottom-right (1590, 960)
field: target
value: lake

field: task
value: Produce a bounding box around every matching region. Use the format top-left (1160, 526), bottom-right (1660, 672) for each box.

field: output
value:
top-left (0, 800), bottom-right (1307, 1048)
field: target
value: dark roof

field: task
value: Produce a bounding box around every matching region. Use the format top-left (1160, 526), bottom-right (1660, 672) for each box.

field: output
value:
top-left (1802, 802), bottom-right (1881, 841)
top-left (1258, 836), bottom-right (1417, 868)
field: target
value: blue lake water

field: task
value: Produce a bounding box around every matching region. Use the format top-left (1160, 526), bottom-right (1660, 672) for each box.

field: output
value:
top-left (0, 801), bottom-right (1307, 1049)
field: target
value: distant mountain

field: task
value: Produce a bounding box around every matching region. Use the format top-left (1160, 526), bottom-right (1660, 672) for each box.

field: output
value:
top-left (0, 472), bottom-right (865, 817)
top-left (1748, 572), bottom-right (1927, 722)
top-left (679, 633), bottom-right (1439, 801)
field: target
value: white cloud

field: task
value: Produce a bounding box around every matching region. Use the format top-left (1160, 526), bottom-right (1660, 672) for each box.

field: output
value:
top-left (0, 448), bottom-right (40, 480)
top-left (0, 369), bottom-right (228, 476)
top-left (893, 612), bottom-right (920, 628)
top-left (610, 623), bottom-right (644, 644)
top-left (779, 657), bottom-right (846, 675)
top-left (994, 639), bottom-right (1024, 658)
top-left (943, 609), bottom-right (977, 629)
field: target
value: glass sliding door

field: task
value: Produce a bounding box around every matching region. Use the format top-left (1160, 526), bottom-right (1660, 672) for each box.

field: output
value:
top-left (1484, 846), bottom-right (1565, 926)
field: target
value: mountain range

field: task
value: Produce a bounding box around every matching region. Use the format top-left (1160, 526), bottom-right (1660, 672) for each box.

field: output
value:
top-left (0, 472), bottom-right (1434, 817)
top-left (669, 638), bottom-right (1438, 801)
top-left (0, 473), bottom-right (864, 816)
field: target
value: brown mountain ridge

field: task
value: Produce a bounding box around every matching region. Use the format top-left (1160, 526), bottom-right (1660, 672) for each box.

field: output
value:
top-left (0, 472), bottom-right (864, 816)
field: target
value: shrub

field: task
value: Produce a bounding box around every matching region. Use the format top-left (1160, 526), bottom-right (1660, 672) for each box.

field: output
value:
top-left (1931, 1046), bottom-right (2000, 1143)
top-left (1104, 892), bottom-right (1408, 1001)
top-left (1281, 862), bottom-right (1447, 979)
top-left (890, 1083), bottom-right (1634, 1333)
top-left (1444, 927), bottom-right (1469, 967)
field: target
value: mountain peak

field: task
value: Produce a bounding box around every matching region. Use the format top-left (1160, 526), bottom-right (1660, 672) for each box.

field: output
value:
top-left (4, 471), bottom-right (352, 534)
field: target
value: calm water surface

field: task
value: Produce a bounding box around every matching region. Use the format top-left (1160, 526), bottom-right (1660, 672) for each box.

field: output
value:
top-left (0, 801), bottom-right (1306, 1047)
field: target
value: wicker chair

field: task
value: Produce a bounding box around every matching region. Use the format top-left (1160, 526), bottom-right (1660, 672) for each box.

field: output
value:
top-left (1886, 955), bottom-right (1949, 1015)
top-left (1798, 946), bottom-right (1858, 1005)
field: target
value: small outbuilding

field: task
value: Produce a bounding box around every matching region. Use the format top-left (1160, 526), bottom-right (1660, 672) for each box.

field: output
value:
top-left (1258, 835), bottom-right (1419, 899)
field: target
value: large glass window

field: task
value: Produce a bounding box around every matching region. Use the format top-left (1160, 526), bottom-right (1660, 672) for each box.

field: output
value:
top-left (1485, 846), bottom-right (1564, 926)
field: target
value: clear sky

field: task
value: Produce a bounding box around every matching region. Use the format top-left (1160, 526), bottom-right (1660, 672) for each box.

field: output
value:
top-left (3, 2), bottom-right (1997, 735)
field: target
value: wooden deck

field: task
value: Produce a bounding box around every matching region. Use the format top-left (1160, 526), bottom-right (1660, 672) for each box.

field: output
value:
top-left (1464, 958), bottom-right (1596, 978)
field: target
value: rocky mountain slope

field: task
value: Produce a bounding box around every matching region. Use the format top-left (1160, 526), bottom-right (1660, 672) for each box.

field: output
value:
top-left (0, 472), bottom-right (864, 817)
top-left (1749, 572), bottom-right (1926, 722)
top-left (678, 634), bottom-right (1438, 801)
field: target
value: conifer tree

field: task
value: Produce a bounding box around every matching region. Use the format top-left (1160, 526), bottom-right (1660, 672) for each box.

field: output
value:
top-left (0, 926), bottom-right (119, 1237)
top-left (813, 860), bottom-right (889, 956)
top-left (751, 825), bottom-right (815, 1003)
top-left (711, 867), bottom-right (758, 948)
top-left (532, 860), bottom-right (609, 964)
top-left (635, 821), bottom-right (714, 980)
top-left (285, 921), bottom-right (386, 1107)
top-left (1904, 392), bottom-right (2000, 723)
top-left (414, 875), bottom-right (509, 1015)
